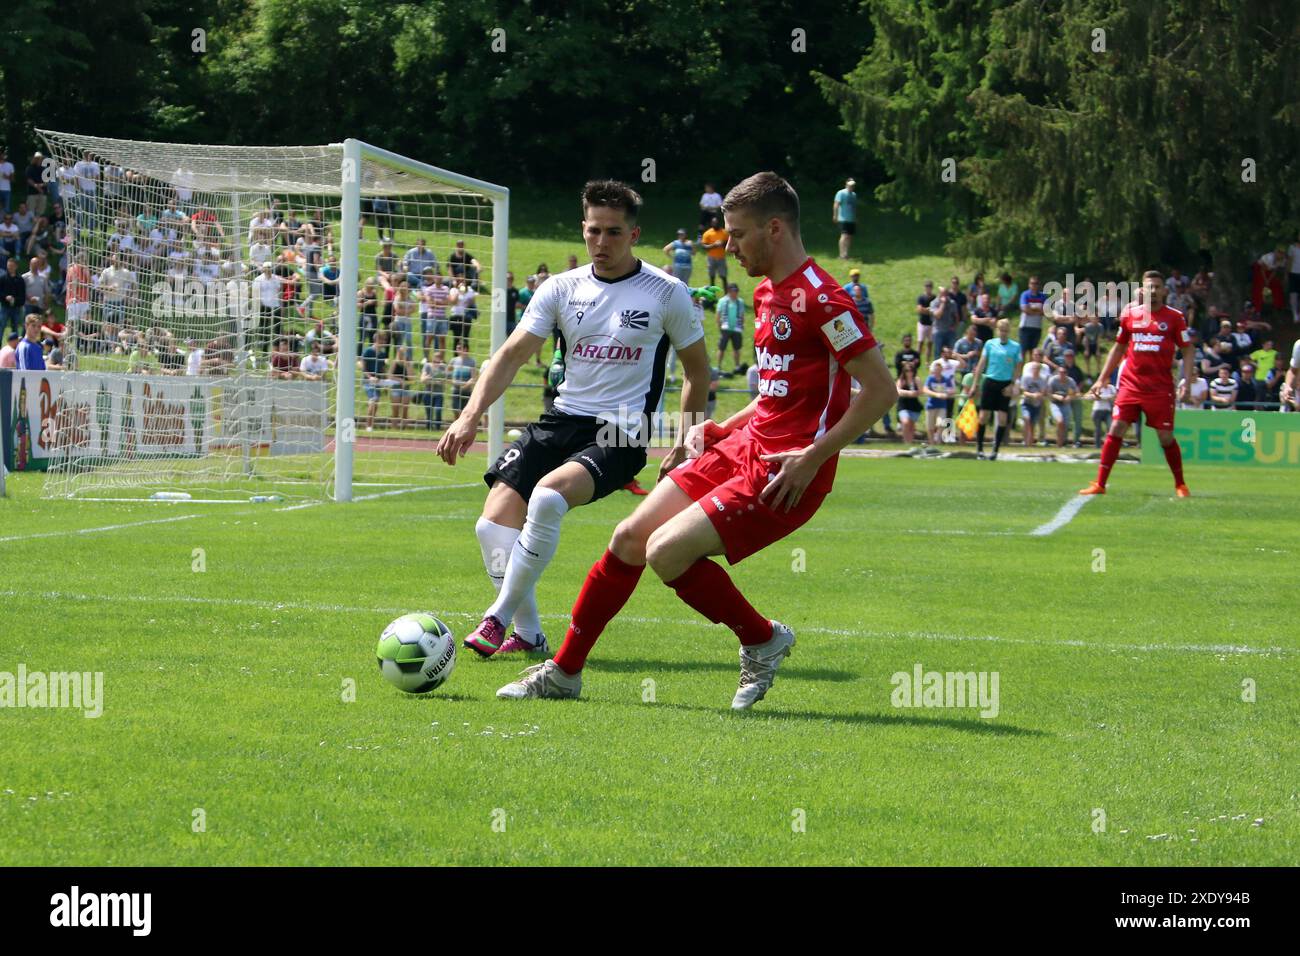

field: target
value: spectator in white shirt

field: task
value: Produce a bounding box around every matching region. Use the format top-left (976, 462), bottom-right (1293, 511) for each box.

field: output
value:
top-left (249, 236), bottom-right (273, 274)
top-left (0, 149), bottom-right (13, 213)
top-left (98, 255), bottom-right (136, 346)
top-left (247, 209), bottom-right (276, 245)
top-left (0, 330), bottom-right (18, 367)
top-left (107, 218), bottom-right (137, 264)
top-left (1019, 359), bottom-right (1049, 446)
top-left (22, 257), bottom-right (50, 316)
top-left (252, 261), bottom-right (282, 350)
top-left (185, 339), bottom-right (205, 376)
top-left (73, 152), bottom-right (101, 231)
top-left (698, 182), bottom-right (723, 236)
top-left (0, 213), bottom-right (18, 261)
top-left (300, 341), bottom-right (331, 381)
top-left (1178, 373), bottom-right (1208, 410)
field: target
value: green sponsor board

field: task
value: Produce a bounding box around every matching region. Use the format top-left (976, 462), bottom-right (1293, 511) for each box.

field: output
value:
top-left (1143, 409), bottom-right (1300, 468)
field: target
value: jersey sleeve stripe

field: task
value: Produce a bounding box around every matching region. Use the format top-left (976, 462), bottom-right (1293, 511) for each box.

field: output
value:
top-left (812, 353), bottom-right (838, 442)
top-left (638, 335), bottom-right (673, 434)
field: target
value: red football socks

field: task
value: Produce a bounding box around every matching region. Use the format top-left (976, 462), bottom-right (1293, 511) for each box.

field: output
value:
top-left (1096, 433), bottom-right (1123, 487)
top-left (665, 558), bottom-right (772, 646)
top-left (553, 549), bottom-right (644, 675)
top-left (1162, 439), bottom-right (1185, 485)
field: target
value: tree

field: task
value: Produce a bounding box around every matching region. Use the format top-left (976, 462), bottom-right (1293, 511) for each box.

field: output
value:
top-left (820, 0), bottom-right (1300, 316)
top-left (0, 0), bottom-right (91, 155)
top-left (5, 0), bottom-right (875, 198)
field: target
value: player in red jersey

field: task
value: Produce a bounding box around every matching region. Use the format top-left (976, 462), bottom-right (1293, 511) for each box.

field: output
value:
top-left (1080, 270), bottom-right (1197, 496)
top-left (497, 172), bottom-right (896, 708)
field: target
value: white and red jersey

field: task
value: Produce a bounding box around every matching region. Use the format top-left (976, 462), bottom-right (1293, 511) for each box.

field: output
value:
top-left (745, 258), bottom-right (878, 493)
top-left (1114, 302), bottom-right (1189, 397)
top-left (520, 259), bottom-right (704, 438)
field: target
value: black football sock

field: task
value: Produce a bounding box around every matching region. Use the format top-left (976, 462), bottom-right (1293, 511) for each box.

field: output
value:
top-left (977, 424), bottom-right (986, 454)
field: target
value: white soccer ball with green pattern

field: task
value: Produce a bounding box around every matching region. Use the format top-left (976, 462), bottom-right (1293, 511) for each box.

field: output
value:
top-left (376, 613), bottom-right (457, 694)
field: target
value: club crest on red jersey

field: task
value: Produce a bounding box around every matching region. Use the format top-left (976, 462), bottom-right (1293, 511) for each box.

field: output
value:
top-left (773, 314), bottom-right (793, 340)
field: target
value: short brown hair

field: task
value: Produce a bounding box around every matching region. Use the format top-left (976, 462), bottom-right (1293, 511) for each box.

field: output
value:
top-left (1143, 269), bottom-right (1164, 283)
top-left (722, 172), bottom-right (800, 231)
top-left (582, 180), bottom-right (642, 224)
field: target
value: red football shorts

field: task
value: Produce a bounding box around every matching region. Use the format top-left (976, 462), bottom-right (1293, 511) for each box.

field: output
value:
top-left (667, 427), bottom-right (826, 565)
top-left (1113, 389), bottom-right (1175, 431)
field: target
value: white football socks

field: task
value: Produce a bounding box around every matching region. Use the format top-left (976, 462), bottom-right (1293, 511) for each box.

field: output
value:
top-left (475, 516), bottom-right (543, 644)
top-left (486, 487), bottom-right (569, 635)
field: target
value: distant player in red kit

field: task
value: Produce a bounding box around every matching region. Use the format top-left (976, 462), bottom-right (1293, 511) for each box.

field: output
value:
top-left (497, 172), bottom-right (897, 708)
top-left (1080, 270), bottom-right (1198, 496)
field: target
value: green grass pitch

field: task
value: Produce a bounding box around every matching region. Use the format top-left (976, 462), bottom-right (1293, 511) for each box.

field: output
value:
top-left (1, 453), bottom-right (1296, 865)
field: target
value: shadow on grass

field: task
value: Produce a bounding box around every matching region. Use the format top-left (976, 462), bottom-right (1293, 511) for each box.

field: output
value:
top-left (587, 658), bottom-right (856, 682)
top-left (643, 700), bottom-right (1046, 736)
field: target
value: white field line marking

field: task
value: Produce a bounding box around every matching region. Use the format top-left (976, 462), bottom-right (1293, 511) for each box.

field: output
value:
top-left (354, 482), bottom-right (480, 500)
top-left (1029, 494), bottom-right (1093, 536)
top-left (72, 497), bottom-right (251, 504)
top-left (274, 483), bottom-right (479, 511)
top-left (0, 483), bottom-right (482, 542)
top-left (4, 589), bottom-right (1289, 658)
top-left (0, 513), bottom-right (203, 543)
top-left (402, 512), bottom-right (1026, 537)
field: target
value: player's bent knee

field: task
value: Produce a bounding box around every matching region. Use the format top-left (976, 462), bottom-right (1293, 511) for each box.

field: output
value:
top-left (644, 526), bottom-right (675, 571)
top-left (609, 519), bottom-right (649, 563)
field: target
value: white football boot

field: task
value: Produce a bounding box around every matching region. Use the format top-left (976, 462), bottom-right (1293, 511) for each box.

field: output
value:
top-left (731, 622), bottom-right (796, 710)
top-left (496, 659), bottom-right (582, 700)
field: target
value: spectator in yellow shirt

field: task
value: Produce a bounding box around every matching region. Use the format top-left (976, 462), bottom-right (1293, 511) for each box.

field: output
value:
top-left (701, 216), bottom-right (729, 287)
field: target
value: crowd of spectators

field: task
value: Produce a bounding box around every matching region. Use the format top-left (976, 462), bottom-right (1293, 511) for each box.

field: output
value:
top-left (875, 261), bottom-right (1299, 450)
top-left (3, 150), bottom-right (1298, 439)
top-left (0, 145), bottom-right (506, 404)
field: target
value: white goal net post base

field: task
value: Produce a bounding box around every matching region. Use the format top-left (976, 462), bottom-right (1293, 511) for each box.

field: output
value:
top-left (30, 130), bottom-right (509, 502)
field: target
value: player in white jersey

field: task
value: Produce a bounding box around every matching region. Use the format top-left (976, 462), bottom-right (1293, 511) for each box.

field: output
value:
top-left (436, 180), bottom-right (711, 657)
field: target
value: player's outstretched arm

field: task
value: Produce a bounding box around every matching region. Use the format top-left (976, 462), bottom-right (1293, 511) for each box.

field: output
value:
top-left (435, 326), bottom-right (546, 466)
top-left (659, 338), bottom-right (711, 480)
top-left (1088, 342), bottom-right (1124, 398)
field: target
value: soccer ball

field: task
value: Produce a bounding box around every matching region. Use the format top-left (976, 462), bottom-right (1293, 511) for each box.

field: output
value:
top-left (506, 427), bottom-right (523, 441)
top-left (376, 613), bottom-right (457, 694)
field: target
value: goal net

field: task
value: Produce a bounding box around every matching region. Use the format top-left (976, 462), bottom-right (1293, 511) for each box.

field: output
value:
top-left (29, 130), bottom-right (508, 501)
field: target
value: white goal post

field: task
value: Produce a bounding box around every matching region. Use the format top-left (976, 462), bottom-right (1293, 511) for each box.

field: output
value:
top-left (334, 138), bottom-right (509, 501)
top-left (25, 130), bottom-right (508, 502)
